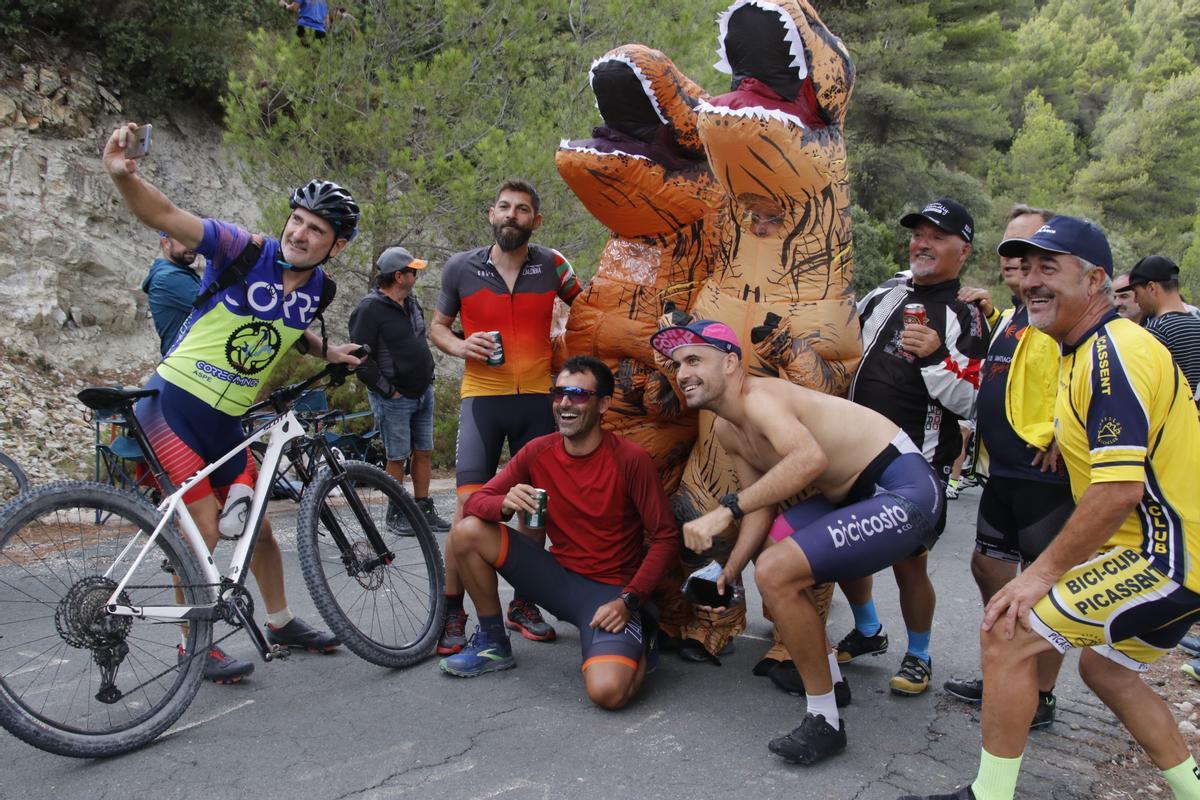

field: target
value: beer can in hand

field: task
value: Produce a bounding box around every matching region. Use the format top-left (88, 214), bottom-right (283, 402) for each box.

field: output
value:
top-left (485, 330), bottom-right (505, 366)
top-left (523, 488), bottom-right (548, 530)
top-left (902, 303), bottom-right (927, 327)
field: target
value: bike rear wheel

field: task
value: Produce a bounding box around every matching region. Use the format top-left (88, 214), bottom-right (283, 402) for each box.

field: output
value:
top-left (0, 481), bottom-right (212, 757)
top-left (0, 450), bottom-right (30, 501)
top-left (296, 461), bottom-right (444, 668)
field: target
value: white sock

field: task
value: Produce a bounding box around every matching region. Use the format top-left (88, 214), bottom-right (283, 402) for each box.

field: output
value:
top-left (266, 608), bottom-right (295, 628)
top-left (828, 649), bottom-right (843, 684)
top-left (806, 689), bottom-right (840, 727)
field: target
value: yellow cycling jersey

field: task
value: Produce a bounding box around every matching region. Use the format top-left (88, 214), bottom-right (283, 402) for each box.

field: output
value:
top-left (1055, 312), bottom-right (1200, 592)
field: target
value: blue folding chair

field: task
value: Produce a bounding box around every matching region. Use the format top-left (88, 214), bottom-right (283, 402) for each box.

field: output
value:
top-left (92, 406), bottom-right (158, 512)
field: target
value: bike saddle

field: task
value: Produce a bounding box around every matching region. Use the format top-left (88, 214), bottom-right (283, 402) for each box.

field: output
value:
top-left (77, 386), bottom-right (159, 411)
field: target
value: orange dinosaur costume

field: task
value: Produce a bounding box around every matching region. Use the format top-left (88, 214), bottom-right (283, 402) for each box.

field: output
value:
top-left (664, 0), bottom-right (862, 659)
top-left (556, 45), bottom-right (724, 494)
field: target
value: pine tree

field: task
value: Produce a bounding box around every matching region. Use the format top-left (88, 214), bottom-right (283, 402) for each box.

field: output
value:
top-left (1074, 68), bottom-right (1200, 256)
top-left (988, 91), bottom-right (1079, 211)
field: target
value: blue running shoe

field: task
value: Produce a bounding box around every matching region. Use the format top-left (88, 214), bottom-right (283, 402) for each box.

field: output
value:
top-left (439, 626), bottom-right (515, 677)
top-left (1178, 634), bottom-right (1200, 656)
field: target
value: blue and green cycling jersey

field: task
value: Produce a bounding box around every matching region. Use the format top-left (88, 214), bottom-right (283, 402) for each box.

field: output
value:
top-left (158, 219), bottom-right (327, 415)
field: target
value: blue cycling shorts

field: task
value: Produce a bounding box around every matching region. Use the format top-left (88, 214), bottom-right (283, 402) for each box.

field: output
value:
top-left (767, 432), bottom-right (943, 584)
top-left (494, 526), bottom-right (644, 671)
top-left (134, 374), bottom-right (256, 503)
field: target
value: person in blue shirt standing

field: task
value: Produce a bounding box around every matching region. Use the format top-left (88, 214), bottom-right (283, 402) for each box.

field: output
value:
top-left (142, 232), bottom-right (201, 356)
top-left (280, 0), bottom-right (329, 43)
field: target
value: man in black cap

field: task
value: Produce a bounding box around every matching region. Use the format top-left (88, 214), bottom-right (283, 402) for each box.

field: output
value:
top-left (836, 197), bottom-right (989, 698)
top-left (1128, 254), bottom-right (1200, 400)
top-left (349, 245), bottom-right (451, 533)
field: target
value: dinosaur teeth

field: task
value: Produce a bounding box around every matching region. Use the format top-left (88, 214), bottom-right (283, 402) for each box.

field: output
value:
top-left (695, 101), bottom-right (809, 130)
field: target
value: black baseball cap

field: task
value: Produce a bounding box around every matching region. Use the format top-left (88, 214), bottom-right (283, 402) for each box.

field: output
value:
top-left (997, 215), bottom-right (1114, 276)
top-left (376, 246), bottom-right (427, 275)
top-left (1127, 254), bottom-right (1179, 287)
top-left (900, 198), bottom-right (974, 243)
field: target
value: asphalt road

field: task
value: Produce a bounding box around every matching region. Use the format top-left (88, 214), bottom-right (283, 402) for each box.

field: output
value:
top-left (0, 484), bottom-right (1137, 800)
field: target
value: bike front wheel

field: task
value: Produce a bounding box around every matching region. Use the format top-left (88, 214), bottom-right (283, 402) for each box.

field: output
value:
top-left (296, 461), bottom-right (444, 668)
top-left (0, 481), bottom-right (212, 757)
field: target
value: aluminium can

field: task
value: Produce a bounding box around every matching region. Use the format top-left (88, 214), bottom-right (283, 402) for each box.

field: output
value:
top-left (485, 330), bottom-right (505, 366)
top-left (902, 303), bottom-right (927, 327)
top-left (523, 488), bottom-right (548, 530)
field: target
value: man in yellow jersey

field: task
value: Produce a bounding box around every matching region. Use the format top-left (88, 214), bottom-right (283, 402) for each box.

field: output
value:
top-left (104, 123), bottom-right (362, 683)
top-left (904, 216), bottom-right (1200, 800)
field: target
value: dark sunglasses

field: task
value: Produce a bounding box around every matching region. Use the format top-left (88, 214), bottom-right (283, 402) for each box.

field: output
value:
top-left (397, 267), bottom-right (419, 276)
top-left (549, 386), bottom-right (598, 404)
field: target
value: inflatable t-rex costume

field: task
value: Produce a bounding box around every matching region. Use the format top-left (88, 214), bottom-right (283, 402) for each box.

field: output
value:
top-left (556, 45), bottom-right (724, 494)
top-left (663, 0), bottom-right (862, 659)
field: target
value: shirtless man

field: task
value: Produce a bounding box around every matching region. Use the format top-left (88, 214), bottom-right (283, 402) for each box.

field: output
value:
top-left (651, 320), bottom-right (945, 766)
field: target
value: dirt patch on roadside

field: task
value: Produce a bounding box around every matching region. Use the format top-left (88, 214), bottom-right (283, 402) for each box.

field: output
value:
top-left (1093, 647), bottom-right (1200, 799)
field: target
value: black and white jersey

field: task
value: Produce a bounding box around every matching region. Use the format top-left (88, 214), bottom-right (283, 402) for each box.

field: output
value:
top-left (850, 276), bottom-right (989, 474)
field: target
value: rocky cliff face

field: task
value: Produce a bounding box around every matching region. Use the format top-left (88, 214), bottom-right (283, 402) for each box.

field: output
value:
top-left (0, 46), bottom-right (262, 374)
top-left (0, 45), bottom-right (263, 485)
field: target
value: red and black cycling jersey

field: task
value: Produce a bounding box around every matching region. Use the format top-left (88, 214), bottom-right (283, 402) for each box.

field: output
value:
top-left (850, 275), bottom-right (987, 473)
top-left (436, 244), bottom-right (581, 397)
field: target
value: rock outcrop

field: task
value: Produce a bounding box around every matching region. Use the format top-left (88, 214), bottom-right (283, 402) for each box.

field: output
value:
top-left (0, 45), bottom-right (262, 374)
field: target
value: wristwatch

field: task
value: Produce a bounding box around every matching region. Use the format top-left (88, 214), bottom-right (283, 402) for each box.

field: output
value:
top-left (719, 492), bottom-right (745, 522)
top-left (619, 591), bottom-right (640, 612)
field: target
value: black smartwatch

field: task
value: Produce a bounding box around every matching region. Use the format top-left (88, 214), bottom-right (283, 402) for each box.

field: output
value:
top-left (719, 492), bottom-right (745, 522)
top-left (619, 591), bottom-right (640, 613)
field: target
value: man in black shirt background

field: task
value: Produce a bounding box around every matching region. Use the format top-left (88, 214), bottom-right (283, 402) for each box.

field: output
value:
top-left (350, 245), bottom-right (451, 532)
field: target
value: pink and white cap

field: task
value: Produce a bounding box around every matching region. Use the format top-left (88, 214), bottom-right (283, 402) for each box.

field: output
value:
top-left (651, 320), bottom-right (742, 358)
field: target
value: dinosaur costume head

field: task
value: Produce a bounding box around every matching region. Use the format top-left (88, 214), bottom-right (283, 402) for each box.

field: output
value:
top-left (680, 0), bottom-right (860, 401)
top-left (557, 44), bottom-right (720, 239)
top-left (556, 45), bottom-right (724, 492)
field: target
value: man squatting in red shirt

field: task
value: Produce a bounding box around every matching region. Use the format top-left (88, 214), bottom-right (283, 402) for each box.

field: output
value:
top-left (439, 354), bottom-right (679, 709)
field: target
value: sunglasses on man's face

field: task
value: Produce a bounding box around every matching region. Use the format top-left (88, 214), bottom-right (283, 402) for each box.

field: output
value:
top-left (549, 386), bottom-right (598, 404)
top-left (397, 267), bottom-right (419, 276)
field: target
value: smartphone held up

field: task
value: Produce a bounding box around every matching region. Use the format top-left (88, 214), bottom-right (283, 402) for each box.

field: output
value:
top-left (124, 124), bottom-right (153, 159)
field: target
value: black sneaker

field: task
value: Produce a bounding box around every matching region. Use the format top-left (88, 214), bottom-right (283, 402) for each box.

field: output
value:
top-left (767, 713), bottom-right (847, 765)
top-left (890, 653), bottom-right (932, 696)
top-left (897, 788), bottom-right (975, 800)
top-left (506, 598), bottom-right (556, 642)
top-left (266, 617), bottom-right (340, 653)
top-left (1031, 691), bottom-right (1056, 729)
top-left (437, 607), bottom-right (469, 655)
top-left (943, 676), bottom-right (983, 704)
top-left (416, 497), bottom-right (451, 533)
top-left (385, 504), bottom-right (413, 536)
top-left (767, 661), bottom-right (852, 707)
top-left (179, 644), bottom-right (255, 685)
top-left (836, 627), bottom-right (889, 663)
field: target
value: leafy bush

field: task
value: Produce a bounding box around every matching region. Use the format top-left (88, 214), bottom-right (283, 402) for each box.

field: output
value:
top-left (3, 0), bottom-right (277, 112)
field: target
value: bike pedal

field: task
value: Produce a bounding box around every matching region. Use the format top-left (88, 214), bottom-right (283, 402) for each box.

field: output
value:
top-left (266, 644), bottom-right (291, 662)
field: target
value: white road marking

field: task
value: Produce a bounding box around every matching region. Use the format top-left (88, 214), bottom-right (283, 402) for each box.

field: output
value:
top-left (161, 699), bottom-right (255, 739)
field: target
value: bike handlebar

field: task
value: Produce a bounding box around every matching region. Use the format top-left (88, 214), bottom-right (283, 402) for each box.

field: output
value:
top-left (244, 345), bottom-right (371, 416)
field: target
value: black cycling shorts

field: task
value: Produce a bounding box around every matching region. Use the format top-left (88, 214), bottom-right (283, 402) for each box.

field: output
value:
top-left (975, 475), bottom-right (1073, 565)
top-left (494, 526), bottom-right (644, 671)
top-left (768, 433), bottom-right (943, 584)
top-left (455, 394), bottom-right (554, 491)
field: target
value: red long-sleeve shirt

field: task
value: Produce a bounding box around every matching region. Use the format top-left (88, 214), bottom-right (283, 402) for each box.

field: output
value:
top-left (462, 431), bottom-right (679, 601)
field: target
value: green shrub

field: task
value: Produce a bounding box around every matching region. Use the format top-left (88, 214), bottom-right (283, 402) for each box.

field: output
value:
top-left (431, 376), bottom-right (461, 472)
top-left (3, 0), bottom-right (277, 112)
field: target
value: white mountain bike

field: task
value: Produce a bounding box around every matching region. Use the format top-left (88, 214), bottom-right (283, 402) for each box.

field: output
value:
top-left (0, 357), bottom-right (445, 757)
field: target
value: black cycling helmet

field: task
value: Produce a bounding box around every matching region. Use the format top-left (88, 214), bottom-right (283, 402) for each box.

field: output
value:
top-left (288, 179), bottom-right (360, 241)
